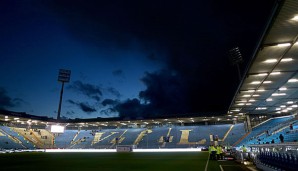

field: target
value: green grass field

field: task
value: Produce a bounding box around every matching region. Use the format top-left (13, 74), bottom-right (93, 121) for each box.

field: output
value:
top-left (0, 152), bottom-right (249, 171)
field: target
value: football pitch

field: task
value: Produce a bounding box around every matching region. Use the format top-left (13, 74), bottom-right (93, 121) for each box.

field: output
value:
top-left (0, 152), bottom-right (250, 171)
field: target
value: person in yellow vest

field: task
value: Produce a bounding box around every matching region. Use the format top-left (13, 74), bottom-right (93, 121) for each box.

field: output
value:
top-left (216, 145), bottom-right (223, 160)
top-left (209, 144), bottom-right (217, 160)
top-left (241, 145), bottom-right (247, 153)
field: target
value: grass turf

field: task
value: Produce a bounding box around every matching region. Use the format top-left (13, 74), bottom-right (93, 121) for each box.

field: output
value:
top-left (0, 152), bottom-right (248, 171)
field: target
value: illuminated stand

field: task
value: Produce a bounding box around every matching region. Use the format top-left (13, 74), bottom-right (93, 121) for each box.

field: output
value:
top-left (57, 69), bottom-right (71, 120)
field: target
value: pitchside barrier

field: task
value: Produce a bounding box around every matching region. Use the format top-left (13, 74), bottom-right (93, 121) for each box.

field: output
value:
top-left (116, 145), bottom-right (134, 152)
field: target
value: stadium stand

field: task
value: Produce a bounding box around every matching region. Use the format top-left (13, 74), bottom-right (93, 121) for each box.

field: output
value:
top-left (235, 116), bottom-right (294, 147)
top-left (223, 123), bottom-right (246, 146)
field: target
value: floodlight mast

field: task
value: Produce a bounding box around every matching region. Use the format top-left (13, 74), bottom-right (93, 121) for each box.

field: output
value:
top-left (57, 69), bottom-right (71, 120)
top-left (229, 47), bottom-right (243, 82)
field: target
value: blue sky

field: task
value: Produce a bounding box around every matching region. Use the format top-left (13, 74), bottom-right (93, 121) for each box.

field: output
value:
top-left (0, 0), bottom-right (276, 119)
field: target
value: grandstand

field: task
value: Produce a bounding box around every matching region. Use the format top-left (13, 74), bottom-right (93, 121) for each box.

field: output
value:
top-left (1, 0), bottom-right (298, 171)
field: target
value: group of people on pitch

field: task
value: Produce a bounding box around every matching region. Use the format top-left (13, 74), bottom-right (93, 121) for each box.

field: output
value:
top-left (208, 144), bottom-right (224, 160)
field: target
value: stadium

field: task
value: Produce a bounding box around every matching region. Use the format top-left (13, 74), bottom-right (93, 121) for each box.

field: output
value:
top-left (1, 0), bottom-right (298, 171)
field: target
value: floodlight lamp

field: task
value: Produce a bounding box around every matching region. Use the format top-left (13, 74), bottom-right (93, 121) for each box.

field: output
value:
top-left (277, 43), bottom-right (291, 47)
top-left (279, 87), bottom-right (287, 91)
top-left (291, 15), bottom-right (298, 21)
top-left (251, 81), bottom-right (261, 84)
top-left (257, 73), bottom-right (268, 76)
top-left (281, 58), bottom-right (293, 62)
top-left (264, 59), bottom-right (277, 63)
top-left (263, 81), bottom-right (272, 84)
top-left (288, 79), bottom-right (298, 82)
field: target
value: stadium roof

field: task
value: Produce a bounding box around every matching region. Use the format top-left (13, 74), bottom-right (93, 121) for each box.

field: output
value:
top-left (0, 110), bottom-right (241, 127)
top-left (229, 0), bottom-right (298, 116)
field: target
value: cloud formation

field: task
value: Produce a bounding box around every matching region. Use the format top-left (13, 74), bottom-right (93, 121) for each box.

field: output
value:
top-left (0, 87), bottom-right (24, 110)
top-left (67, 100), bottom-right (96, 114)
top-left (43, 0), bottom-right (276, 118)
top-left (68, 80), bottom-right (102, 101)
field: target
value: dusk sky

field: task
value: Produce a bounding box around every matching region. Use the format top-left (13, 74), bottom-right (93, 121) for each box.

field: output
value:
top-left (0, 0), bottom-right (277, 119)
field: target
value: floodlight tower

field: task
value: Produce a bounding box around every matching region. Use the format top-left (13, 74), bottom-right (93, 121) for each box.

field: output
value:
top-left (57, 69), bottom-right (71, 120)
top-left (229, 47), bottom-right (243, 82)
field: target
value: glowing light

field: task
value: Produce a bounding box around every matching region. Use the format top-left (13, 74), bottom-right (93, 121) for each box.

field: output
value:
top-left (263, 81), bottom-right (272, 84)
top-left (272, 93), bottom-right (286, 96)
top-left (279, 87), bottom-right (287, 91)
top-left (291, 15), bottom-right (298, 21)
top-left (270, 72), bottom-right (281, 75)
top-left (277, 43), bottom-right (291, 47)
top-left (288, 79), bottom-right (298, 82)
top-left (257, 73), bottom-right (268, 76)
top-left (287, 101), bottom-right (294, 104)
top-left (264, 59), bottom-right (277, 63)
top-left (256, 107), bottom-right (266, 110)
top-left (243, 95), bottom-right (250, 97)
top-left (251, 81), bottom-right (261, 84)
top-left (281, 58), bottom-right (293, 62)
top-left (266, 98), bottom-right (273, 101)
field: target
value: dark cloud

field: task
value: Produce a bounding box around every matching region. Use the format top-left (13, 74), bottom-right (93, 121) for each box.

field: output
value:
top-left (0, 87), bottom-right (15, 109)
top-left (47, 0), bottom-right (276, 117)
top-left (115, 98), bottom-right (145, 119)
top-left (68, 80), bottom-right (102, 101)
top-left (100, 108), bottom-right (117, 116)
top-left (106, 87), bottom-right (121, 98)
top-left (67, 99), bottom-right (96, 114)
top-left (65, 110), bottom-right (75, 116)
top-left (102, 99), bottom-right (119, 107)
top-left (0, 87), bottom-right (24, 110)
